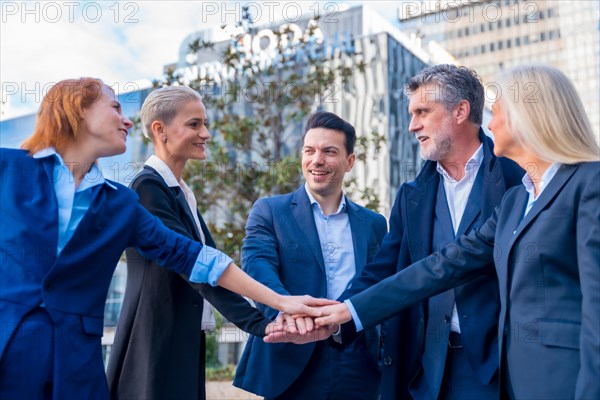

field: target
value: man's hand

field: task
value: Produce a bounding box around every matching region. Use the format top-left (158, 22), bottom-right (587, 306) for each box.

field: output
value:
top-left (263, 314), bottom-right (338, 344)
top-left (314, 303), bottom-right (352, 326)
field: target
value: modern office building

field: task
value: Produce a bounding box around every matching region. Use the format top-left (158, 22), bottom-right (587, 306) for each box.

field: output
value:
top-left (397, 0), bottom-right (600, 140)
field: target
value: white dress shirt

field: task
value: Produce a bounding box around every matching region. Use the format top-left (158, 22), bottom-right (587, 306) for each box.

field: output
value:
top-left (435, 143), bottom-right (484, 333)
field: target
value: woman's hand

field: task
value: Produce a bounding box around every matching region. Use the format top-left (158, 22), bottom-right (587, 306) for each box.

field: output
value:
top-left (276, 294), bottom-right (338, 317)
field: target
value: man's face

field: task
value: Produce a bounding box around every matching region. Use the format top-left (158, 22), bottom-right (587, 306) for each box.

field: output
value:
top-left (407, 83), bottom-right (456, 162)
top-left (301, 127), bottom-right (355, 200)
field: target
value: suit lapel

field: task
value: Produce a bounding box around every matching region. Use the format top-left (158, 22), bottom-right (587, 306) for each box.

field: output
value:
top-left (347, 199), bottom-right (367, 275)
top-left (509, 164), bottom-right (577, 249)
top-left (290, 188), bottom-right (325, 272)
top-left (198, 212), bottom-right (216, 247)
top-left (173, 188), bottom-right (202, 242)
top-left (406, 162), bottom-right (438, 261)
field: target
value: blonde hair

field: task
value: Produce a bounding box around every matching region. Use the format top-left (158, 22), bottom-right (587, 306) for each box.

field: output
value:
top-left (21, 78), bottom-right (108, 154)
top-left (495, 64), bottom-right (599, 164)
top-left (140, 86), bottom-right (202, 140)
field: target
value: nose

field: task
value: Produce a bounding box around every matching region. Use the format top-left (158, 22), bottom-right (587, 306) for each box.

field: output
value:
top-left (408, 116), bottom-right (421, 134)
top-left (123, 116), bottom-right (134, 129)
top-left (199, 126), bottom-right (211, 140)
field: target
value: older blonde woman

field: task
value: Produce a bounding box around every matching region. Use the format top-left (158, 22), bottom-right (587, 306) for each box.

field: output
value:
top-left (312, 64), bottom-right (600, 399)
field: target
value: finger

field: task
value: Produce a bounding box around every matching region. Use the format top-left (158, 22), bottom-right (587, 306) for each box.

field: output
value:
top-left (301, 295), bottom-right (340, 307)
top-left (283, 313), bottom-right (298, 334)
top-left (295, 316), bottom-right (307, 334)
top-left (304, 316), bottom-right (314, 332)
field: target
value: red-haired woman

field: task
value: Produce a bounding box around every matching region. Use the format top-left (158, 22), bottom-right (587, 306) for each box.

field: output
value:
top-left (0, 78), bottom-right (329, 399)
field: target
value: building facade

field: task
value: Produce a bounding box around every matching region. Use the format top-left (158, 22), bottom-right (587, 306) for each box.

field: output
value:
top-left (397, 0), bottom-right (600, 140)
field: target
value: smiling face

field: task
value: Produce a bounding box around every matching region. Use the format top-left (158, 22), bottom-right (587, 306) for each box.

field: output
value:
top-left (159, 99), bottom-right (211, 163)
top-left (301, 127), bottom-right (355, 200)
top-left (78, 85), bottom-right (133, 158)
top-left (407, 83), bottom-right (456, 162)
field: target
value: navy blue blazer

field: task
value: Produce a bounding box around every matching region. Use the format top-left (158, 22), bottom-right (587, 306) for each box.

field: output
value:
top-left (0, 149), bottom-right (203, 398)
top-left (341, 133), bottom-right (523, 399)
top-left (233, 187), bottom-right (387, 398)
top-left (349, 161), bottom-right (600, 400)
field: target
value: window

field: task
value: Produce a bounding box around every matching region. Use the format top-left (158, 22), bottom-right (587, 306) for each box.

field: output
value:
top-left (507, 39), bottom-right (512, 48)
top-left (515, 37), bottom-right (520, 46)
top-left (490, 42), bottom-right (495, 51)
top-left (498, 41), bottom-right (503, 50)
top-left (540, 32), bottom-right (546, 41)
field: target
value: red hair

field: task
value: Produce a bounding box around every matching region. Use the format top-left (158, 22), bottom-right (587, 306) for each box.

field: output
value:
top-left (21, 78), bottom-right (111, 154)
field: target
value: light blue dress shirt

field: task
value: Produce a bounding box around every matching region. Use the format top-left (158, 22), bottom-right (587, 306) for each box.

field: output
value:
top-left (304, 184), bottom-right (356, 300)
top-left (33, 148), bottom-right (231, 286)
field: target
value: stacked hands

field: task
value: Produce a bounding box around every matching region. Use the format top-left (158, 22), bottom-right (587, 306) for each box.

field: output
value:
top-left (263, 295), bottom-right (353, 344)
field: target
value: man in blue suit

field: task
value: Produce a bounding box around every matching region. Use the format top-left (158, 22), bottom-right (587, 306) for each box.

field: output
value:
top-left (233, 112), bottom-right (388, 400)
top-left (338, 65), bottom-right (523, 399)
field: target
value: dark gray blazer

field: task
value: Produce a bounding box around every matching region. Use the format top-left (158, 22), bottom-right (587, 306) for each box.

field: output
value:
top-left (349, 161), bottom-right (600, 399)
top-left (106, 166), bottom-right (270, 400)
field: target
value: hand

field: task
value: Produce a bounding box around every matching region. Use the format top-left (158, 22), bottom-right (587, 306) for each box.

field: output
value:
top-left (276, 295), bottom-right (339, 318)
top-left (314, 303), bottom-right (352, 326)
top-left (264, 317), bottom-right (338, 344)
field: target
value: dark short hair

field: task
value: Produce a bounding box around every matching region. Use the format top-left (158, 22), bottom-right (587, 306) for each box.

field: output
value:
top-left (302, 111), bottom-right (356, 154)
top-left (405, 64), bottom-right (484, 125)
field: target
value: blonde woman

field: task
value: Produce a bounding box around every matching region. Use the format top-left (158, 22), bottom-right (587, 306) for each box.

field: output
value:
top-left (107, 86), bottom-right (279, 399)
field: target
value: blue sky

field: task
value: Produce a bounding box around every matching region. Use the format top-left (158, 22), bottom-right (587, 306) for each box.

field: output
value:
top-left (1, 1), bottom-right (402, 119)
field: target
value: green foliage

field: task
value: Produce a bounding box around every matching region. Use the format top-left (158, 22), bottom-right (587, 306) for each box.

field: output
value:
top-left (151, 6), bottom-right (384, 263)
top-left (205, 364), bottom-right (236, 381)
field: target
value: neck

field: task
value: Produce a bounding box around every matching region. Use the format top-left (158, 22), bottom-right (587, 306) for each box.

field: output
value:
top-left (311, 190), bottom-right (343, 216)
top-left (519, 157), bottom-right (552, 196)
top-left (154, 150), bottom-right (185, 181)
top-left (59, 144), bottom-right (97, 188)
top-left (439, 132), bottom-right (482, 181)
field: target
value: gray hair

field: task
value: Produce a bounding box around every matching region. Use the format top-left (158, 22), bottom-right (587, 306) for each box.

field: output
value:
top-left (140, 86), bottom-right (202, 140)
top-left (405, 64), bottom-right (484, 125)
top-left (495, 64), bottom-right (599, 164)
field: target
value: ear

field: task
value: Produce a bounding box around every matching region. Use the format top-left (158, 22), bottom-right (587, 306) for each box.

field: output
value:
top-left (345, 153), bottom-right (356, 172)
top-left (151, 120), bottom-right (167, 142)
top-left (454, 100), bottom-right (471, 124)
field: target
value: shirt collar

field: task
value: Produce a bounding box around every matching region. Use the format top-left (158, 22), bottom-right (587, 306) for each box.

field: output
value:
top-left (304, 183), bottom-right (347, 214)
top-left (145, 155), bottom-right (181, 188)
top-left (522, 162), bottom-right (561, 198)
top-left (33, 147), bottom-right (115, 191)
top-left (436, 143), bottom-right (484, 183)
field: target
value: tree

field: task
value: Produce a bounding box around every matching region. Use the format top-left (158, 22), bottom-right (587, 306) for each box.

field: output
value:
top-left (149, 6), bottom-right (384, 264)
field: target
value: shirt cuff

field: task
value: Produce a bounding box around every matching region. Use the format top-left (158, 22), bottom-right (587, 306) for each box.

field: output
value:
top-left (344, 299), bottom-right (364, 332)
top-left (189, 245), bottom-right (233, 286)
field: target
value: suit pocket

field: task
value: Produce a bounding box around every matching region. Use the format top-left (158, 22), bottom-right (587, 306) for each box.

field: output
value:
top-left (538, 319), bottom-right (580, 349)
top-left (81, 315), bottom-right (105, 337)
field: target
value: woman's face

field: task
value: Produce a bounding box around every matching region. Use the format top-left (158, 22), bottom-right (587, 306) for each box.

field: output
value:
top-left (79, 85), bottom-right (133, 157)
top-left (488, 100), bottom-right (518, 159)
top-left (161, 99), bottom-right (211, 163)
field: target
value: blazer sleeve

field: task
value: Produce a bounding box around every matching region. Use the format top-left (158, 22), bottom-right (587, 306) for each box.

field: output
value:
top-left (342, 186), bottom-right (407, 299)
top-left (131, 175), bottom-right (271, 337)
top-left (349, 203), bottom-right (499, 331)
top-left (241, 199), bottom-right (289, 320)
top-left (574, 166), bottom-right (600, 399)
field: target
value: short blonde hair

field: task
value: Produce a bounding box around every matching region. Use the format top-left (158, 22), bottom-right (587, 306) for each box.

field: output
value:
top-left (140, 86), bottom-right (202, 140)
top-left (495, 64), bottom-right (599, 164)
